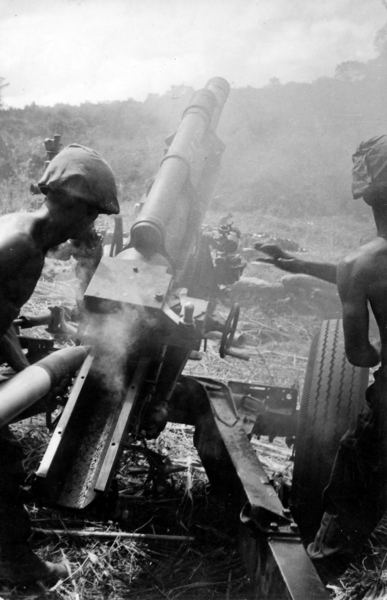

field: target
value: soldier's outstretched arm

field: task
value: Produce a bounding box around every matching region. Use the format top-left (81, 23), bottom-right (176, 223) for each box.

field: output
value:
top-left (254, 242), bottom-right (337, 284)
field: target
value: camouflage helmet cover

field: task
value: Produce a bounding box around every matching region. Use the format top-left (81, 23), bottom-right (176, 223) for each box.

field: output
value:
top-left (352, 135), bottom-right (387, 199)
top-left (38, 144), bottom-right (119, 215)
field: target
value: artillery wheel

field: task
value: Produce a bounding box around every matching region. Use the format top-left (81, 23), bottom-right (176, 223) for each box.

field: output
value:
top-left (219, 303), bottom-right (240, 358)
top-left (291, 319), bottom-right (369, 541)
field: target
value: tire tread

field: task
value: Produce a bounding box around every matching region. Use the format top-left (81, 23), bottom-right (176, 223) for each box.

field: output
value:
top-left (292, 319), bottom-right (368, 539)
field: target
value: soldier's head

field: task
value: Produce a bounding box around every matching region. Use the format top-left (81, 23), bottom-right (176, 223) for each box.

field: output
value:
top-left (38, 144), bottom-right (119, 234)
top-left (352, 135), bottom-right (387, 208)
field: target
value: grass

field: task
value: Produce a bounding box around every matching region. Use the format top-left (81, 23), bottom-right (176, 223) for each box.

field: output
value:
top-left (1, 207), bottom-right (385, 599)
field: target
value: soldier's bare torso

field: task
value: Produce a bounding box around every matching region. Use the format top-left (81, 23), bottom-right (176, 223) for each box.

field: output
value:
top-left (338, 236), bottom-right (387, 367)
top-left (0, 212), bottom-right (45, 338)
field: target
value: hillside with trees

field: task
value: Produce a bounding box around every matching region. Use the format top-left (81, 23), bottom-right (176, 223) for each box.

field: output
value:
top-left (1, 24), bottom-right (387, 218)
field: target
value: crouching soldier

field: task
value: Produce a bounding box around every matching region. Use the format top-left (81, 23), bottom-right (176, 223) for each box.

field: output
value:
top-left (0, 144), bottom-right (119, 583)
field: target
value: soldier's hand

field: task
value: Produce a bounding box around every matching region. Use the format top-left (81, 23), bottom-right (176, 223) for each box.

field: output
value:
top-left (253, 242), bottom-right (301, 273)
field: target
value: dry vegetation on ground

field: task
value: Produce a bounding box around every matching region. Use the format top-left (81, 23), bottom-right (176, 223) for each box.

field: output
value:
top-left (1, 210), bottom-right (385, 600)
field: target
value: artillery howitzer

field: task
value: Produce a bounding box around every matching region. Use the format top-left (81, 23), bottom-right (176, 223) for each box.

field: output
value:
top-left (0, 79), bottom-right (369, 599)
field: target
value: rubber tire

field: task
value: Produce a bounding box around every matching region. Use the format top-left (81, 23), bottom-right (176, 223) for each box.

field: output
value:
top-left (291, 319), bottom-right (369, 541)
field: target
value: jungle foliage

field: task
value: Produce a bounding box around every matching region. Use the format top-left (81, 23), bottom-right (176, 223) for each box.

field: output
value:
top-left (1, 24), bottom-right (387, 217)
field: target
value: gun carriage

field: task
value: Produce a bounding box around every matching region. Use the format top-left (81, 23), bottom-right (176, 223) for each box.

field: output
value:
top-left (0, 78), bottom-right (369, 599)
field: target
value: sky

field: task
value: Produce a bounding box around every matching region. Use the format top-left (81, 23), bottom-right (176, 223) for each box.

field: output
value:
top-left (0, 0), bottom-right (386, 108)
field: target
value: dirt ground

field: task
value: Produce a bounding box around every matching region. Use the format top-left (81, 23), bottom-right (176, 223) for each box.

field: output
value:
top-left (1, 210), bottom-right (386, 600)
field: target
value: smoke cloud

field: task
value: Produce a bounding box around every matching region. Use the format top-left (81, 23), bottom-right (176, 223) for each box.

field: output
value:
top-left (1, 0), bottom-right (385, 108)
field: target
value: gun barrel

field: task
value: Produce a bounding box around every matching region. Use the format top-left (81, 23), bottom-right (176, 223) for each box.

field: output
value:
top-left (204, 77), bottom-right (230, 131)
top-left (129, 77), bottom-right (230, 258)
top-left (0, 346), bottom-right (88, 427)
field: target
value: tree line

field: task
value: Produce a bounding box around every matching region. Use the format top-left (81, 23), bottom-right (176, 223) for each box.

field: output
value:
top-left (1, 24), bottom-right (387, 217)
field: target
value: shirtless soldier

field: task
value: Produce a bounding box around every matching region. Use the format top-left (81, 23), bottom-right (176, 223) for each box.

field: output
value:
top-left (256, 135), bottom-right (387, 569)
top-left (0, 143), bottom-right (119, 583)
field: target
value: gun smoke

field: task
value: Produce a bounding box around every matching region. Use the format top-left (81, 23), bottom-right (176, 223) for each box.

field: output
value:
top-left (85, 302), bottom-right (156, 402)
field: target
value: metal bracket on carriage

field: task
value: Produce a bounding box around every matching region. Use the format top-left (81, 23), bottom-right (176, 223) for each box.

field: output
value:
top-left (228, 380), bottom-right (299, 440)
top-left (195, 377), bottom-right (291, 529)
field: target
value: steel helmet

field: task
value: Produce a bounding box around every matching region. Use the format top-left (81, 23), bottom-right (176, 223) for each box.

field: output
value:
top-left (38, 144), bottom-right (119, 215)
